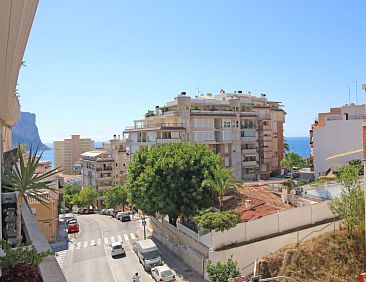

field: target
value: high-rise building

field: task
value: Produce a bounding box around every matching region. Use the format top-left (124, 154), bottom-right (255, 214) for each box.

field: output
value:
top-left (54, 135), bottom-right (94, 174)
top-left (310, 103), bottom-right (364, 178)
top-left (124, 91), bottom-right (285, 181)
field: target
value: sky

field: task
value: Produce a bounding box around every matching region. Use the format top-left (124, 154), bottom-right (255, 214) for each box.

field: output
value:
top-left (18, 0), bottom-right (366, 142)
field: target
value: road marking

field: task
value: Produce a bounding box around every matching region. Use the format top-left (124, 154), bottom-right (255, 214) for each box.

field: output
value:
top-left (97, 238), bottom-right (102, 245)
top-left (76, 242), bottom-right (81, 249)
top-left (117, 235), bottom-right (122, 242)
top-left (104, 237), bottom-right (109, 244)
top-left (99, 223), bottom-right (117, 282)
top-left (110, 236), bottom-right (115, 243)
top-left (130, 233), bottom-right (136, 240)
top-left (83, 241), bottom-right (88, 248)
top-left (124, 234), bottom-right (129, 241)
top-left (91, 240), bottom-right (95, 246)
top-left (69, 242), bottom-right (74, 250)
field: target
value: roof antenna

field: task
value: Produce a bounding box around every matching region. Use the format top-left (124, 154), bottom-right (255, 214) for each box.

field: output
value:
top-left (354, 80), bottom-right (358, 104)
top-left (196, 82), bottom-right (201, 96)
top-left (348, 86), bottom-right (351, 104)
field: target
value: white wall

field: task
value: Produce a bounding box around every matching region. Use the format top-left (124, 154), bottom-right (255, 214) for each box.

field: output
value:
top-left (313, 119), bottom-right (363, 178)
top-left (210, 201), bottom-right (334, 250)
top-left (209, 221), bottom-right (340, 276)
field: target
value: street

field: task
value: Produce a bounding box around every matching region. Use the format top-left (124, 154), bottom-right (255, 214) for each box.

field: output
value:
top-left (54, 214), bottom-right (203, 282)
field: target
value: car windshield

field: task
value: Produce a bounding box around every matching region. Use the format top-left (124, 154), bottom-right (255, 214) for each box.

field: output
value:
top-left (161, 270), bottom-right (173, 277)
top-left (113, 245), bottom-right (122, 250)
top-left (143, 250), bottom-right (160, 260)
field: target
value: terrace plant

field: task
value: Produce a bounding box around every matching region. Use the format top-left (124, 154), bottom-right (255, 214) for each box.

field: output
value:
top-left (1, 145), bottom-right (60, 246)
top-left (194, 210), bottom-right (240, 232)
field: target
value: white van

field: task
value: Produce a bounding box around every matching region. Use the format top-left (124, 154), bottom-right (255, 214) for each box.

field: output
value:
top-left (111, 242), bottom-right (125, 257)
top-left (135, 239), bottom-right (162, 271)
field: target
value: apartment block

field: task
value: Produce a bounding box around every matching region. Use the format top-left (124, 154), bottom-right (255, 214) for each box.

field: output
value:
top-left (81, 136), bottom-right (129, 207)
top-left (310, 103), bottom-right (364, 178)
top-left (54, 135), bottom-right (94, 174)
top-left (124, 91), bottom-right (285, 181)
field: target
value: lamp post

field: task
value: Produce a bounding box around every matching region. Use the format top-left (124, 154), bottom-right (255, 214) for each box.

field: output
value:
top-left (141, 215), bottom-right (147, 240)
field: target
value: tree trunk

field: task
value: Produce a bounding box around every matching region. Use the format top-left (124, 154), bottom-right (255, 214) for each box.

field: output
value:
top-left (122, 204), bottom-right (125, 212)
top-left (219, 193), bottom-right (224, 212)
top-left (16, 195), bottom-right (23, 246)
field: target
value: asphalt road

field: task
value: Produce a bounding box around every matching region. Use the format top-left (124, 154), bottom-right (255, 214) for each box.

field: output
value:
top-left (61, 214), bottom-right (154, 282)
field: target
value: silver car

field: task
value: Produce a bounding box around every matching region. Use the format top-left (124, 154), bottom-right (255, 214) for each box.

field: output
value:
top-left (151, 266), bottom-right (176, 282)
top-left (111, 242), bottom-right (125, 257)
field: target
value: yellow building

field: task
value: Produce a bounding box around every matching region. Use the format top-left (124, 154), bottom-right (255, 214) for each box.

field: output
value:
top-left (28, 161), bottom-right (59, 242)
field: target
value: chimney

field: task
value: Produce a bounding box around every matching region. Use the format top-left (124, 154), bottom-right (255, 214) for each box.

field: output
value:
top-left (113, 134), bottom-right (117, 140)
top-left (155, 106), bottom-right (160, 115)
top-left (180, 91), bottom-right (186, 95)
top-left (118, 135), bottom-right (120, 140)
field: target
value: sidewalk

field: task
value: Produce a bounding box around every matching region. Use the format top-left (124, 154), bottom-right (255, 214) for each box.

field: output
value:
top-left (136, 219), bottom-right (206, 282)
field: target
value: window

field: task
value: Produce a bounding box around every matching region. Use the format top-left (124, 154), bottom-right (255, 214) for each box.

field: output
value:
top-left (224, 121), bottom-right (231, 128)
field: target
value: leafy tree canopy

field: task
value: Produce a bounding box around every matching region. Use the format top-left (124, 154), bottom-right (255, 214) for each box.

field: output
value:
top-left (64, 184), bottom-right (81, 208)
top-left (206, 257), bottom-right (240, 282)
top-left (127, 143), bottom-right (221, 225)
top-left (280, 152), bottom-right (305, 171)
top-left (194, 211), bottom-right (240, 232)
top-left (104, 185), bottom-right (128, 211)
top-left (78, 185), bottom-right (97, 208)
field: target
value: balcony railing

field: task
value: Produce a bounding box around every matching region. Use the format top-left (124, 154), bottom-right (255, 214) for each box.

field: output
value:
top-left (156, 138), bottom-right (182, 144)
top-left (241, 149), bottom-right (257, 155)
top-left (125, 123), bottom-right (184, 130)
top-left (96, 167), bottom-right (112, 171)
top-left (242, 160), bottom-right (258, 167)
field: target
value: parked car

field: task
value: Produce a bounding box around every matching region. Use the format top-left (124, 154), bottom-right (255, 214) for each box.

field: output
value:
top-left (151, 266), bottom-right (176, 282)
top-left (115, 211), bottom-right (124, 220)
top-left (106, 209), bottom-right (115, 216)
top-left (111, 242), bottom-right (125, 257)
top-left (99, 209), bottom-right (106, 215)
top-left (77, 208), bottom-right (84, 214)
top-left (67, 222), bottom-right (79, 234)
top-left (82, 208), bottom-right (95, 215)
top-left (67, 218), bottom-right (77, 225)
top-left (120, 214), bottom-right (131, 222)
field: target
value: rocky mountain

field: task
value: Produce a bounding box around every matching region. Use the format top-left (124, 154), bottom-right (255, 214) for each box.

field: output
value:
top-left (12, 112), bottom-right (49, 151)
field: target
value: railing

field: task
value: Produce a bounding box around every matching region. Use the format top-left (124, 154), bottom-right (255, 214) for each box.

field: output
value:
top-left (125, 123), bottom-right (184, 129)
top-left (96, 167), bottom-right (112, 171)
top-left (242, 160), bottom-right (258, 167)
top-left (241, 149), bottom-right (257, 155)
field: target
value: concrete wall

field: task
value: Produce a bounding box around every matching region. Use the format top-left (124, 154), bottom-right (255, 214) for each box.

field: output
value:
top-left (209, 220), bottom-right (340, 276)
top-left (210, 201), bottom-right (334, 250)
top-left (149, 216), bottom-right (208, 275)
top-left (313, 119), bottom-right (363, 178)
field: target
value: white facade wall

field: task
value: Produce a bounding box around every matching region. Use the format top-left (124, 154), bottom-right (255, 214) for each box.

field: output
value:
top-left (313, 119), bottom-right (363, 178)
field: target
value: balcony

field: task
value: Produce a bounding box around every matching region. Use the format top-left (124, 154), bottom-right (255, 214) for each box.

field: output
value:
top-left (242, 160), bottom-right (258, 167)
top-left (156, 138), bottom-right (182, 144)
top-left (125, 123), bottom-right (184, 131)
top-left (241, 149), bottom-right (257, 155)
top-left (96, 167), bottom-right (112, 172)
top-left (241, 136), bottom-right (257, 142)
top-left (1, 192), bottom-right (66, 281)
top-left (257, 114), bottom-right (271, 120)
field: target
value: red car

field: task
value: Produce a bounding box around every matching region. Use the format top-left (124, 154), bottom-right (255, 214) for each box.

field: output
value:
top-left (68, 223), bottom-right (79, 234)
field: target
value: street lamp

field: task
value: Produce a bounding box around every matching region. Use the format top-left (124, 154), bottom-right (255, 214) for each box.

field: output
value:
top-left (141, 215), bottom-right (147, 240)
top-left (363, 83), bottom-right (366, 250)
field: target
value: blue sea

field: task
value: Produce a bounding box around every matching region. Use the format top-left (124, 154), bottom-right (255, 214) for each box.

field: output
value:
top-left (285, 137), bottom-right (310, 158)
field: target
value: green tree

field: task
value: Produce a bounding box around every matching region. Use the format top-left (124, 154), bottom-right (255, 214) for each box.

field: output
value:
top-left (208, 167), bottom-right (238, 211)
top-left (348, 159), bottom-right (363, 175)
top-left (127, 143), bottom-right (221, 225)
top-left (64, 184), bottom-right (81, 209)
top-left (284, 141), bottom-right (290, 153)
top-left (104, 185), bottom-right (129, 211)
top-left (78, 185), bottom-right (97, 208)
top-left (329, 165), bottom-right (364, 235)
top-left (280, 152), bottom-right (305, 188)
top-left (194, 211), bottom-right (240, 232)
top-left (206, 257), bottom-right (240, 282)
top-left (2, 145), bottom-right (59, 246)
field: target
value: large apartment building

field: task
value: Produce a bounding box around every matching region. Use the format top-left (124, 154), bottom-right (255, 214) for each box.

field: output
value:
top-left (81, 136), bottom-right (129, 207)
top-left (310, 103), bottom-right (364, 178)
top-left (124, 91), bottom-right (285, 181)
top-left (54, 135), bottom-right (94, 174)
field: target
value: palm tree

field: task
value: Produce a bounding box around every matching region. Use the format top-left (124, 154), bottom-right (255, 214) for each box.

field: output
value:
top-left (211, 167), bottom-right (239, 211)
top-left (2, 145), bottom-right (60, 246)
